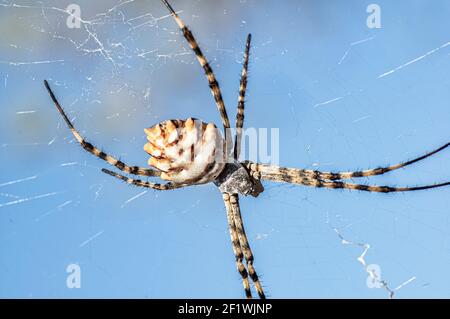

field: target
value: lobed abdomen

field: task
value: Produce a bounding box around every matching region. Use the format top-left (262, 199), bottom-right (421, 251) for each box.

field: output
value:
top-left (144, 118), bottom-right (226, 184)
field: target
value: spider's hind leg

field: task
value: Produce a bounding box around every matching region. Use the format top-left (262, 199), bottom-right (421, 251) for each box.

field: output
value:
top-left (101, 168), bottom-right (185, 191)
top-left (161, 0), bottom-right (231, 131)
top-left (44, 80), bottom-right (160, 178)
top-left (234, 34), bottom-right (252, 160)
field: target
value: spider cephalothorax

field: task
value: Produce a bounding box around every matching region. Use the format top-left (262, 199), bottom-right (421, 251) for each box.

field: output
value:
top-left (214, 161), bottom-right (264, 197)
top-left (44, 0), bottom-right (450, 299)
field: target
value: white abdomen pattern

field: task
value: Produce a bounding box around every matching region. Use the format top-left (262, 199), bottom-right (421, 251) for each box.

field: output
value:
top-left (144, 118), bottom-right (226, 184)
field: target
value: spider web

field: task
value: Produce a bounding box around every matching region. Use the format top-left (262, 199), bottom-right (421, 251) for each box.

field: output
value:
top-left (1, 0), bottom-right (450, 298)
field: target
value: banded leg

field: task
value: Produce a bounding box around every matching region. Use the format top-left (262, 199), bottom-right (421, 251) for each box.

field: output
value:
top-left (256, 171), bottom-right (450, 193)
top-left (102, 168), bottom-right (185, 190)
top-left (161, 0), bottom-right (230, 130)
top-left (223, 193), bottom-right (252, 299)
top-left (44, 80), bottom-right (160, 178)
top-left (234, 34), bottom-right (252, 160)
top-left (229, 194), bottom-right (266, 299)
top-left (300, 178), bottom-right (450, 193)
top-left (244, 141), bottom-right (450, 181)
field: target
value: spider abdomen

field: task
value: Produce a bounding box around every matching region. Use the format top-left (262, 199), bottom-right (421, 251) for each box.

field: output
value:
top-left (144, 118), bottom-right (226, 184)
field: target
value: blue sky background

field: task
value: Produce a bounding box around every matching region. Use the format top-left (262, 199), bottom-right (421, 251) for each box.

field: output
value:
top-left (1, 0), bottom-right (450, 298)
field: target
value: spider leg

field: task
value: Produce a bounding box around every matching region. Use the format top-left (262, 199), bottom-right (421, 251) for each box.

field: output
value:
top-left (254, 170), bottom-right (450, 193)
top-left (302, 178), bottom-right (450, 193)
top-left (44, 80), bottom-right (160, 178)
top-left (101, 168), bottom-right (185, 190)
top-left (229, 194), bottom-right (266, 299)
top-left (234, 34), bottom-right (252, 160)
top-left (244, 142), bottom-right (450, 181)
top-left (223, 193), bottom-right (252, 299)
top-left (160, 0), bottom-right (231, 131)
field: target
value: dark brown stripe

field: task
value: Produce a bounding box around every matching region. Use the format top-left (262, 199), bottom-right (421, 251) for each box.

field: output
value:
top-left (81, 141), bottom-right (94, 151)
top-left (190, 144), bottom-right (195, 163)
top-left (115, 161), bottom-right (125, 170)
top-left (248, 268), bottom-right (259, 282)
top-left (237, 264), bottom-right (249, 279)
top-left (98, 151), bottom-right (107, 160)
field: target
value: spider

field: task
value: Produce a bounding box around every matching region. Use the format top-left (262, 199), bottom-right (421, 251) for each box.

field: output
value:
top-left (43, 0), bottom-right (450, 299)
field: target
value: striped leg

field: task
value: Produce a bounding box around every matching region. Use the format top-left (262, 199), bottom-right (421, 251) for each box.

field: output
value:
top-left (300, 178), bottom-right (450, 193)
top-left (254, 169), bottom-right (450, 193)
top-left (44, 80), bottom-right (160, 178)
top-left (223, 193), bottom-right (252, 299)
top-left (234, 34), bottom-right (252, 160)
top-left (160, 0), bottom-right (230, 130)
top-left (244, 141), bottom-right (450, 181)
top-left (102, 168), bottom-right (185, 190)
top-left (229, 194), bottom-right (266, 299)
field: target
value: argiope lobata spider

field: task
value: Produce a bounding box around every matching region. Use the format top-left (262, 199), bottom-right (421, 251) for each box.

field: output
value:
top-left (43, 0), bottom-right (450, 299)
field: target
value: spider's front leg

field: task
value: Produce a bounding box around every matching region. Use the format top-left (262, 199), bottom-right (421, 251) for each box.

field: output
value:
top-left (244, 160), bottom-right (450, 193)
top-left (243, 141), bottom-right (450, 182)
top-left (228, 193), bottom-right (266, 299)
top-left (216, 162), bottom-right (265, 298)
top-left (223, 193), bottom-right (252, 299)
top-left (222, 193), bottom-right (266, 299)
